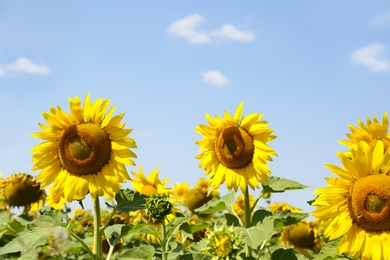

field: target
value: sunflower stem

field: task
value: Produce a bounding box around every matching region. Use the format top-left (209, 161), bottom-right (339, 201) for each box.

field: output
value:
top-left (68, 228), bottom-right (95, 257)
top-left (244, 186), bottom-right (252, 257)
top-left (93, 196), bottom-right (103, 260)
top-left (161, 220), bottom-right (168, 260)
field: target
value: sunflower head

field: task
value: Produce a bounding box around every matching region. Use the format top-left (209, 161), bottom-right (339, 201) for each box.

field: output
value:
top-left (312, 140), bottom-right (390, 260)
top-left (186, 188), bottom-right (213, 215)
top-left (46, 188), bottom-right (66, 211)
top-left (144, 193), bottom-right (173, 222)
top-left (280, 221), bottom-right (322, 257)
top-left (203, 222), bottom-right (243, 260)
top-left (269, 202), bottom-right (302, 213)
top-left (195, 102), bottom-right (277, 192)
top-left (130, 165), bottom-right (171, 196)
top-left (0, 173), bottom-right (45, 210)
top-left (339, 112), bottom-right (390, 153)
top-left (31, 94), bottom-right (137, 202)
top-left (172, 182), bottom-right (190, 204)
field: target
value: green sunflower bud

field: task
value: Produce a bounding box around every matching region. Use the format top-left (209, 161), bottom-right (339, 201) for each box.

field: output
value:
top-left (144, 193), bottom-right (173, 222)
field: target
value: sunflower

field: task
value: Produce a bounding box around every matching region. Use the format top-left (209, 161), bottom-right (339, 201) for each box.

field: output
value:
top-left (31, 94), bottom-right (137, 202)
top-left (46, 187), bottom-right (66, 211)
top-left (172, 182), bottom-right (190, 204)
top-left (195, 102), bottom-right (277, 192)
top-left (280, 220), bottom-right (322, 257)
top-left (130, 165), bottom-right (171, 196)
top-left (0, 173), bottom-right (45, 211)
top-left (203, 221), bottom-right (243, 260)
top-left (339, 112), bottom-right (390, 153)
top-left (312, 140), bottom-right (390, 260)
top-left (269, 202), bottom-right (302, 213)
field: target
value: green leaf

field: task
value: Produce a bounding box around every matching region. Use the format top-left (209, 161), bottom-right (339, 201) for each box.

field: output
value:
top-left (106, 188), bottom-right (147, 213)
top-left (104, 224), bottom-right (125, 247)
top-left (116, 245), bottom-right (155, 260)
top-left (271, 248), bottom-right (306, 260)
top-left (271, 211), bottom-right (310, 229)
top-left (312, 238), bottom-right (356, 260)
top-left (252, 209), bottom-right (272, 226)
top-left (0, 228), bottom-right (52, 255)
top-left (195, 191), bottom-right (235, 214)
top-left (238, 222), bottom-right (274, 249)
top-left (262, 176), bottom-right (309, 193)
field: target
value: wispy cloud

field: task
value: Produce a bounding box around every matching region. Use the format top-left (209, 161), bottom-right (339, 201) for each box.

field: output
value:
top-left (0, 57), bottom-right (50, 77)
top-left (202, 70), bottom-right (230, 87)
top-left (350, 43), bottom-right (390, 72)
top-left (211, 24), bottom-right (255, 42)
top-left (371, 12), bottom-right (390, 29)
top-left (168, 14), bottom-right (255, 44)
top-left (167, 14), bottom-right (211, 44)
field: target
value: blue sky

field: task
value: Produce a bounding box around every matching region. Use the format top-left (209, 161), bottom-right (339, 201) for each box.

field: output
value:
top-left (1, 1), bottom-right (390, 214)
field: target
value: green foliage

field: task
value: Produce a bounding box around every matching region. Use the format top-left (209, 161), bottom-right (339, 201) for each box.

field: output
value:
top-left (116, 245), bottom-right (155, 260)
top-left (262, 176), bottom-right (308, 193)
top-left (194, 191), bottom-right (235, 215)
top-left (106, 188), bottom-right (147, 213)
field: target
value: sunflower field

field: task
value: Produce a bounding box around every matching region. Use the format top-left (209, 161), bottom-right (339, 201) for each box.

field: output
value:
top-left (0, 94), bottom-right (389, 260)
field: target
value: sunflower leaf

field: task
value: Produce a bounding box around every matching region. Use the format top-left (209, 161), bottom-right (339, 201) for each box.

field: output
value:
top-left (312, 237), bottom-right (356, 260)
top-left (106, 188), bottom-right (147, 213)
top-left (104, 224), bottom-right (124, 247)
top-left (271, 211), bottom-right (310, 229)
top-left (238, 222), bottom-right (274, 249)
top-left (195, 191), bottom-right (235, 214)
top-left (262, 176), bottom-right (309, 193)
top-left (271, 248), bottom-right (307, 260)
top-left (116, 245), bottom-right (155, 260)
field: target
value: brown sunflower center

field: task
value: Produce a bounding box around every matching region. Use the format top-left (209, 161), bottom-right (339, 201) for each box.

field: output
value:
top-left (215, 126), bottom-right (254, 169)
top-left (348, 174), bottom-right (390, 232)
top-left (59, 123), bottom-right (111, 176)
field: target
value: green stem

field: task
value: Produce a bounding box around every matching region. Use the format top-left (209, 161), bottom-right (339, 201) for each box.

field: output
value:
top-left (68, 228), bottom-right (95, 257)
top-left (244, 185), bottom-right (252, 257)
top-left (94, 196), bottom-right (103, 260)
top-left (161, 220), bottom-right (168, 260)
top-left (101, 209), bottom-right (116, 232)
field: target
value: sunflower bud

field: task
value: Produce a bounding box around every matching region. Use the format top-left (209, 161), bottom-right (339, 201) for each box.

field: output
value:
top-left (144, 193), bottom-right (172, 222)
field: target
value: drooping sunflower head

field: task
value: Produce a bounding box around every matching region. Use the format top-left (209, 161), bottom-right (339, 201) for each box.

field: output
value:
top-left (280, 221), bottom-right (322, 257)
top-left (312, 140), bottom-right (390, 260)
top-left (203, 221), bottom-right (243, 260)
top-left (185, 188), bottom-right (213, 215)
top-left (130, 165), bottom-right (171, 196)
top-left (339, 112), bottom-right (390, 153)
top-left (0, 173), bottom-right (45, 211)
top-left (31, 94), bottom-right (137, 202)
top-left (195, 102), bottom-right (277, 192)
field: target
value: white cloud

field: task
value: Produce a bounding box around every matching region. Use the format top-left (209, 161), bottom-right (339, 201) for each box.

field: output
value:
top-left (211, 24), bottom-right (255, 42)
top-left (202, 70), bottom-right (230, 87)
top-left (350, 43), bottom-right (390, 72)
top-left (5, 57), bottom-right (50, 75)
top-left (167, 14), bottom-right (211, 44)
top-left (371, 12), bottom-right (390, 29)
top-left (0, 68), bottom-right (6, 78)
top-left (168, 14), bottom-right (255, 44)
